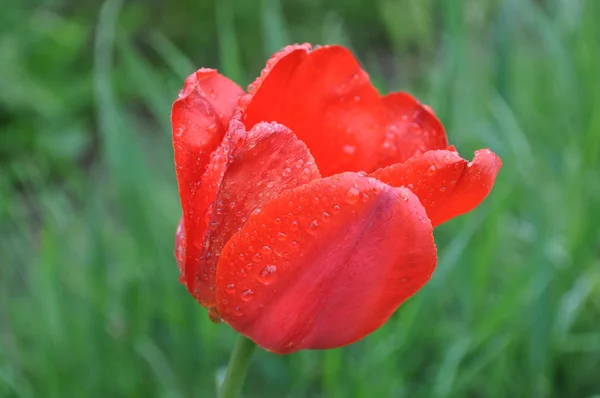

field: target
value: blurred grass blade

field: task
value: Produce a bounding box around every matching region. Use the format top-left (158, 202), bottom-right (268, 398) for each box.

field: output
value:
top-left (94, 0), bottom-right (124, 171)
top-left (260, 0), bottom-right (290, 56)
top-left (150, 31), bottom-right (197, 80)
top-left (215, 0), bottom-right (244, 83)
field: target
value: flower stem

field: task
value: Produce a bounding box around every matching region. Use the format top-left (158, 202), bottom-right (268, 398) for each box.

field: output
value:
top-left (219, 335), bottom-right (256, 398)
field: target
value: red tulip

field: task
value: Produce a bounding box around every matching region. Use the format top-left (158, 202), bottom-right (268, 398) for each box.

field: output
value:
top-left (172, 44), bottom-right (501, 354)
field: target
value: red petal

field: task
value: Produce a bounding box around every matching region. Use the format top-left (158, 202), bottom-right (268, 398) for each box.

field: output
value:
top-left (371, 149), bottom-right (502, 227)
top-left (172, 69), bottom-right (244, 283)
top-left (242, 45), bottom-right (387, 177)
top-left (215, 173), bottom-right (437, 353)
top-left (378, 92), bottom-right (448, 168)
top-left (185, 115), bottom-right (321, 311)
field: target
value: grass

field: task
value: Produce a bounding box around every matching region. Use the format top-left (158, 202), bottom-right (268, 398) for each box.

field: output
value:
top-left (1, 0), bottom-right (599, 397)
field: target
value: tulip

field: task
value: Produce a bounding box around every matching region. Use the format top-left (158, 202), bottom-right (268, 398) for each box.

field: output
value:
top-left (171, 43), bottom-right (501, 396)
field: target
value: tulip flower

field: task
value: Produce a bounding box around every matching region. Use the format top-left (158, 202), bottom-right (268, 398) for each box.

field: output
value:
top-left (171, 44), bottom-right (501, 397)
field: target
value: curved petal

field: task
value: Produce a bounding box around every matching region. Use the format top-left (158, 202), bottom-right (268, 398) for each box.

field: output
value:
top-left (215, 172), bottom-right (437, 354)
top-left (242, 44), bottom-right (387, 176)
top-left (370, 149), bottom-right (502, 227)
top-left (183, 115), bottom-right (321, 313)
top-left (172, 69), bottom-right (244, 283)
top-left (378, 92), bottom-right (448, 168)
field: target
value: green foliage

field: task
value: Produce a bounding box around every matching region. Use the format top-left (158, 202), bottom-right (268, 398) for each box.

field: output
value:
top-left (1, 0), bottom-right (599, 397)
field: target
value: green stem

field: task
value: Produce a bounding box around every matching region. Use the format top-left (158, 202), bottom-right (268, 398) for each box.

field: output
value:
top-left (219, 335), bottom-right (256, 398)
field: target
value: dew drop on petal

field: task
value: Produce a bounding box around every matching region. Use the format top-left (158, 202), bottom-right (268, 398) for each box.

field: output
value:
top-left (258, 265), bottom-right (277, 284)
top-left (240, 289), bottom-right (255, 302)
top-left (225, 283), bottom-right (236, 294)
top-left (346, 187), bottom-right (360, 204)
top-left (343, 145), bottom-right (356, 156)
top-left (409, 122), bottom-right (422, 134)
top-left (290, 221), bottom-right (299, 231)
top-left (307, 220), bottom-right (319, 233)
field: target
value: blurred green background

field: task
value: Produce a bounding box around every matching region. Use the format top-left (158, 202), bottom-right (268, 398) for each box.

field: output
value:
top-left (1, 0), bottom-right (599, 397)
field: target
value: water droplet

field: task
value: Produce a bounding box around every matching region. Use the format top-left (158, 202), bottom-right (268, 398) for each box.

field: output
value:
top-left (261, 245), bottom-right (272, 255)
top-left (207, 309), bottom-right (223, 324)
top-left (343, 145), bottom-right (356, 156)
top-left (241, 289), bottom-right (255, 302)
top-left (360, 193), bottom-right (370, 203)
top-left (346, 187), bottom-right (360, 204)
top-left (409, 122), bottom-right (422, 134)
top-left (252, 253), bottom-right (262, 262)
top-left (407, 183), bottom-right (414, 189)
top-left (266, 181), bottom-right (274, 188)
top-left (282, 167), bottom-right (292, 177)
top-left (277, 232), bottom-right (287, 241)
top-left (244, 263), bottom-right (253, 270)
top-left (427, 165), bottom-right (436, 175)
top-left (290, 221), bottom-right (299, 231)
top-left (307, 220), bottom-right (319, 233)
top-left (357, 171), bottom-right (367, 177)
top-left (178, 89), bottom-right (185, 98)
top-left (234, 306), bottom-right (243, 316)
top-left (225, 283), bottom-right (236, 294)
top-left (274, 217), bottom-right (281, 224)
top-left (332, 204), bottom-right (341, 212)
top-left (295, 159), bottom-right (304, 169)
top-left (258, 265), bottom-right (277, 284)
top-left (322, 211), bottom-right (331, 221)
top-left (440, 186), bottom-right (446, 192)
top-left (401, 193), bottom-right (408, 202)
